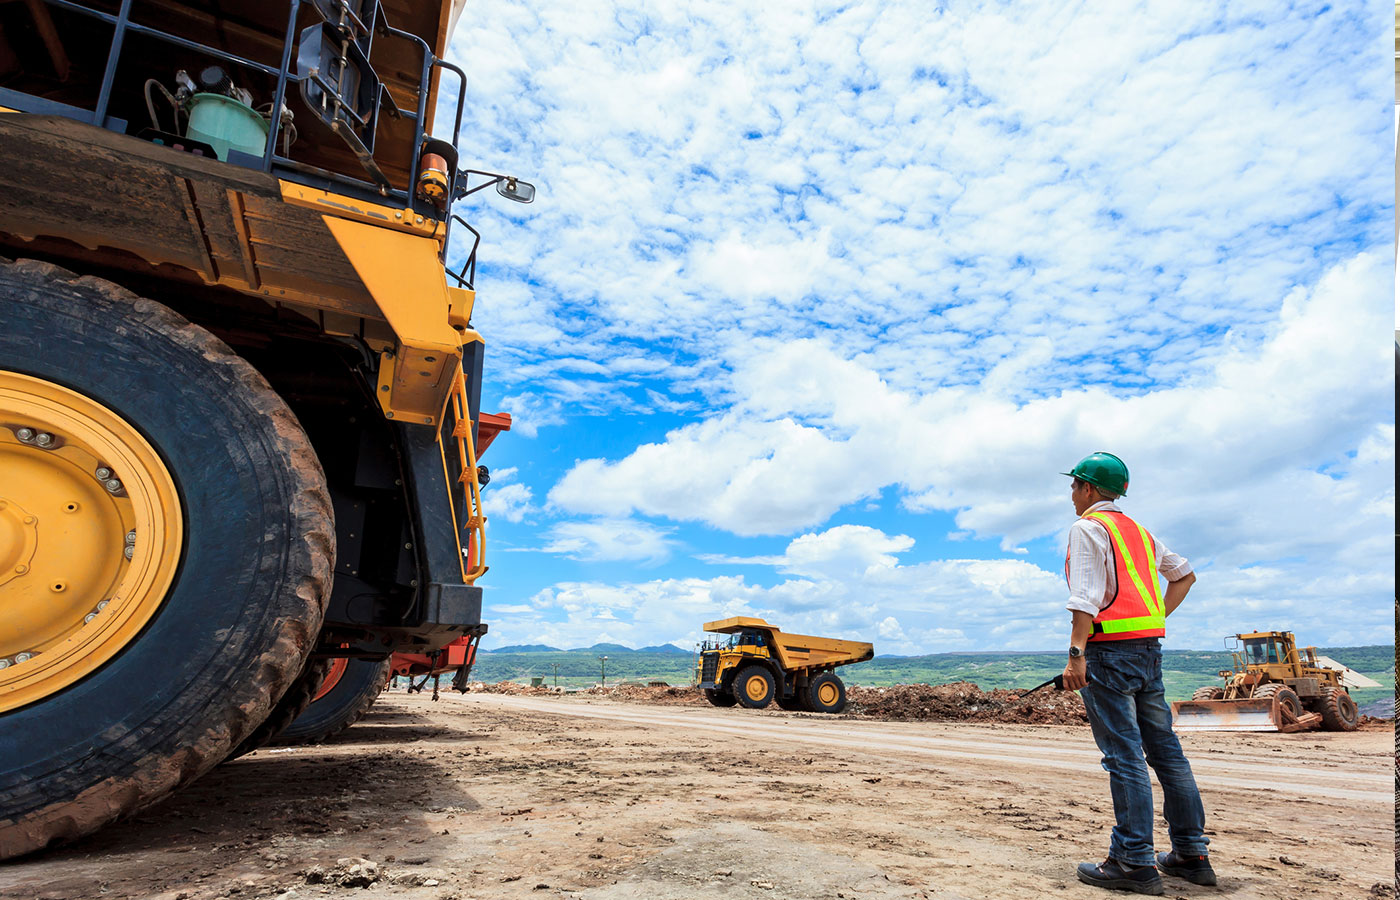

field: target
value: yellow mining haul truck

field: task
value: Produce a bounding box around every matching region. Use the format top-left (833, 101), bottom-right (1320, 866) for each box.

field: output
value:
top-left (696, 617), bottom-right (874, 713)
top-left (1171, 631), bottom-right (1374, 733)
top-left (0, 0), bottom-right (529, 857)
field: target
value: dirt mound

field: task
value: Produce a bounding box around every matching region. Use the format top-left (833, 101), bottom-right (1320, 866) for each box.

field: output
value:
top-left (467, 681), bottom-right (561, 697)
top-left (571, 679), bottom-right (1089, 725)
top-left (584, 684), bottom-right (709, 705)
top-left (847, 681), bottom-right (1089, 726)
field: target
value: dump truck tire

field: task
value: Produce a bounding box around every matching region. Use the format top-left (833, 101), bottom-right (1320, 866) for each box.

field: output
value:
top-left (806, 672), bottom-right (847, 713)
top-left (776, 695), bottom-right (805, 711)
top-left (0, 259), bottom-right (332, 859)
top-left (733, 666), bottom-right (776, 709)
top-left (225, 657), bottom-right (334, 760)
top-left (1315, 686), bottom-right (1359, 732)
top-left (704, 688), bottom-right (737, 707)
top-left (277, 657), bottom-right (393, 745)
top-left (1191, 686), bottom-right (1224, 701)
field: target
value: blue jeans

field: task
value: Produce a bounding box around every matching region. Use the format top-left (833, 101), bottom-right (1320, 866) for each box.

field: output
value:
top-left (1081, 639), bottom-right (1209, 867)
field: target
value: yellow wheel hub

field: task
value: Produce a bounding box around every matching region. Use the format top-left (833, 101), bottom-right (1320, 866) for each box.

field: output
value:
top-left (745, 675), bottom-right (768, 701)
top-left (817, 682), bottom-right (839, 705)
top-left (0, 371), bottom-right (182, 712)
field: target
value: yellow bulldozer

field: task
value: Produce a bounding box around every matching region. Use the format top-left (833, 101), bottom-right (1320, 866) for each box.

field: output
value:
top-left (1171, 631), bottom-right (1375, 733)
top-left (696, 617), bottom-right (874, 713)
top-left (0, 0), bottom-right (529, 857)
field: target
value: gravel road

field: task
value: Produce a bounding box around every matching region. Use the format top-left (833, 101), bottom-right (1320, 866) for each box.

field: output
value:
top-left (0, 691), bottom-right (1392, 900)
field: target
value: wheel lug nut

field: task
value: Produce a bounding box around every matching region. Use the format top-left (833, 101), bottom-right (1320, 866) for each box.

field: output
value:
top-left (0, 659), bottom-right (8, 669)
top-left (95, 466), bottom-right (112, 480)
top-left (85, 612), bottom-right (98, 623)
top-left (125, 530), bottom-right (137, 544)
top-left (34, 432), bottom-right (53, 447)
top-left (96, 600), bottom-right (109, 610)
top-left (16, 427), bottom-right (34, 441)
top-left (14, 652), bottom-right (32, 663)
top-left (123, 545), bottom-right (134, 560)
top-left (105, 478), bottom-right (122, 493)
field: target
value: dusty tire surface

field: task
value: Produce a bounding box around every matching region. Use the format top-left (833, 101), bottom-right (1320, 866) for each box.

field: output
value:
top-left (0, 259), bottom-right (333, 858)
top-left (1316, 686), bottom-right (1359, 732)
top-left (1191, 686), bottom-right (1224, 701)
top-left (703, 688), bottom-right (737, 708)
top-left (276, 657), bottom-right (392, 745)
top-left (226, 657), bottom-right (335, 760)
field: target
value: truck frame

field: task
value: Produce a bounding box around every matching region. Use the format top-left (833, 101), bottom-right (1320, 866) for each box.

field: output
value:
top-left (0, 0), bottom-right (523, 856)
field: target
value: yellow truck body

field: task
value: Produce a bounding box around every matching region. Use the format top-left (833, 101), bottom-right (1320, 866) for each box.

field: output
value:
top-left (696, 616), bottom-right (873, 713)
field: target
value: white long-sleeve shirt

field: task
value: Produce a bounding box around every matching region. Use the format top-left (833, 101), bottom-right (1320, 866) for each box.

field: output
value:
top-left (1065, 501), bottom-right (1193, 618)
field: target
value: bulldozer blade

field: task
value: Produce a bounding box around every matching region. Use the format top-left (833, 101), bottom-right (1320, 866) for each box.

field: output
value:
top-left (1170, 698), bottom-right (1281, 732)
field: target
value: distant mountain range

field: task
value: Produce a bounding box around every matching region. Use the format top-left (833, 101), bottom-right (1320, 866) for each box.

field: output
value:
top-left (486, 642), bottom-right (691, 655)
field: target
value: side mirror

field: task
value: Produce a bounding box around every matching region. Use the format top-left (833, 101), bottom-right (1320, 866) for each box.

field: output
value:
top-left (495, 176), bottom-right (535, 204)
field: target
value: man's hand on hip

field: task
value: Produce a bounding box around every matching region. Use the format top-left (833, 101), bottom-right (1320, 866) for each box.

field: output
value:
top-left (1062, 656), bottom-right (1088, 691)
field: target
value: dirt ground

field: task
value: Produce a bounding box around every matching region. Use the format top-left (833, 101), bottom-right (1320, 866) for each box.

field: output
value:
top-left (0, 688), bottom-right (1393, 900)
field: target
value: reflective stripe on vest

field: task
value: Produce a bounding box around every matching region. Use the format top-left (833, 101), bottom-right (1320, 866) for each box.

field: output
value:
top-left (1066, 509), bottom-right (1166, 641)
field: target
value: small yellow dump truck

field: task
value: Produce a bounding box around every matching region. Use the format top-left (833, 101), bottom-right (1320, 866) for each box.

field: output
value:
top-left (1171, 631), bottom-right (1375, 733)
top-left (696, 617), bottom-right (873, 713)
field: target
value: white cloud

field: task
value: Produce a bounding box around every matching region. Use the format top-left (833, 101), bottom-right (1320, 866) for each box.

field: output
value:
top-left (485, 522), bottom-right (1394, 654)
top-left (535, 518), bottom-right (676, 565)
top-left (447, 1), bottom-right (1389, 420)
top-left (486, 482), bottom-right (535, 524)
top-left (549, 253), bottom-right (1392, 546)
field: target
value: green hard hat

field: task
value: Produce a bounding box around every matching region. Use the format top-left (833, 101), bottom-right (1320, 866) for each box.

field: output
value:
top-left (1062, 451), bottom-right (1129, 496)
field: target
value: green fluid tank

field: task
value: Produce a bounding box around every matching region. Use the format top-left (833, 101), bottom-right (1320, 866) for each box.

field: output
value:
top-left (184, 93), bottom-right (268, 161)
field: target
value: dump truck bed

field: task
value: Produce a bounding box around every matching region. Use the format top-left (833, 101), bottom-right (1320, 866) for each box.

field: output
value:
top-left (703, 616), bottom-right (874, 671)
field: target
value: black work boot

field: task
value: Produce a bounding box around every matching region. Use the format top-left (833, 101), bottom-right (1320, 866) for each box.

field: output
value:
top-left (1156, 850), bottom-right (1217, 886)
top-left (1076, 858), bottom-right (1164, 895)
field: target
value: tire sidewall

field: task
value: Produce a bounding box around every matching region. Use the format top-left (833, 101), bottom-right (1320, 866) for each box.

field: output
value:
top-left (0, 268), bottom-right (327, 830)
top-left (278, 658), bottom-right (389, 743)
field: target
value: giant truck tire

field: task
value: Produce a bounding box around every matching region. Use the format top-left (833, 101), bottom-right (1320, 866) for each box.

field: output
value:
top-left (1191, 686), bottom-right (1224, 701)
top-left (806, 672), bottom-right (847, 713)
top-left (275, 657), bottom-right (392, 745)
top-left (732, 666), bottom-right (776, 709)
top-left (1315, 686), bottom-right (1359, 732)
top-left (225, 657), bottom-right (334, 760)
top-left (0, 259), bottom-right (333, 858)
top-left (703, 687), bottom-right (737, 707)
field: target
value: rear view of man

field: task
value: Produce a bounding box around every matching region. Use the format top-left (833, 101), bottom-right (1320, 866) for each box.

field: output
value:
top-left (1059, 452), bottom-right (1215, 895)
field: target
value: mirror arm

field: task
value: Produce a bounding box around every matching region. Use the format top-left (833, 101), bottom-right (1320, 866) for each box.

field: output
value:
top-left (455, 169), bottom-right (506, 200)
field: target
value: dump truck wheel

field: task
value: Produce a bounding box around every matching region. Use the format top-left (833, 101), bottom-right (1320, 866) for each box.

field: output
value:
top-left (1191, 686), bottom-right (1224, 701)
top-left (224, 657), bottom-right (335, 760)
top-left (776, 696), bottom-right (805, 711)
top-left (1316, 686), bottom-right (1359, 732)
top-left (733, 666), bottom-right (776, 709)
top-left (276, 657), bottom-right (393, 745)
top-left (704, 688), bottom-right (737, 707)
top-left (0, 259), bottom-right (332, 858)
top-left (807, 672), bottom-right (847, 713)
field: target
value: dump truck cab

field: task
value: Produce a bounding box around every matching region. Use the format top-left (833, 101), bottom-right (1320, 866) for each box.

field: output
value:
top-left (696, 616), bottom-right (873, 714)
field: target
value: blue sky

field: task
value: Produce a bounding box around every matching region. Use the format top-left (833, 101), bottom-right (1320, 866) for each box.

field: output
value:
top-left (437, 1), bottom-right (1395, 654)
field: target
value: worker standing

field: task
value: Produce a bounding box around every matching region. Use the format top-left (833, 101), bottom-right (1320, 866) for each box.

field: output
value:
top-left (1059, 452), bottom-right (1215, 895)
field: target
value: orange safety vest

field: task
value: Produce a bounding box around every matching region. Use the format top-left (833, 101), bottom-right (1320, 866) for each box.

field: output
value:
top-left (1065, 509), bottom-right (1166, 641)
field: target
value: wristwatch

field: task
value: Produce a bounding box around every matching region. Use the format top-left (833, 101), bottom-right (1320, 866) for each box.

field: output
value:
top-left (1068, 645), bottom-right (1084, 659)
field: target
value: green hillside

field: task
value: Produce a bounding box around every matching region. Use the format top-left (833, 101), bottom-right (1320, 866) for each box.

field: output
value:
top-left (471, 644), bottom-right (1394, 708)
